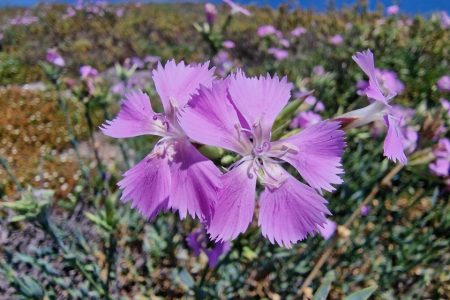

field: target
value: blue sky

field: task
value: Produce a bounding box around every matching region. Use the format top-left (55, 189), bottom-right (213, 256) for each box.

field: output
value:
top-left (1, 0), bottom-right (449, 14)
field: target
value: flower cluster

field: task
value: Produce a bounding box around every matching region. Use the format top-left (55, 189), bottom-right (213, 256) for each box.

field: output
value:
top-left (102, 60), bottom-right (346, 248)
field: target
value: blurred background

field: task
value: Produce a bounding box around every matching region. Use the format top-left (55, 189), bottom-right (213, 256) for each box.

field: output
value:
top-left (0, 0), bottom-right (449, 299)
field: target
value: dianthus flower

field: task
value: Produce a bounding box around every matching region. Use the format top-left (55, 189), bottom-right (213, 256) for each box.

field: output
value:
top-left (101, 61), bottom-right (222, 221)
top-left (180, 72), bottom-right (345, 247)
top-left (339, 50), bottom-right (408, 164)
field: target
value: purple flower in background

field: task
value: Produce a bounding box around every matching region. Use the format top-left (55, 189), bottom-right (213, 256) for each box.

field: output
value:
top-left (291, 26), bottom-right (306, 37)
top-left (290, 111), bottom-right (322, 129)
top-left (387, 5), bottom-right (399, 15)
top-left (294, 90), bottom-right (314, 100)
top-left (440, 98), bottom-right (450, 117)
top-left (186, 228), bottom-right (231, 268)
top-left (223, 40), bottom-right (235, 49)
top-left (63, 6), bottom-right (76, 19)
top-left (437, 75), bottom-right (450, 92)
top-left (329, 34), bottom-right (344, 45)
top-left (213, 51), bottom-right (234, 76)
top-left (315, 101), bottom-right (325, 112)
top-left (205, 3), bottom-right (218, 25)
top-left (9, 13), bottom-right (38, 26)
top-left (257, 25), bottom-right (277, 37)
top-left (304, 95), bottom-right (317, 106)
top-left (313, 65), bottom-right (325, 76)
top-left (223, 0), bottom-right (251, 16)
top-left (115, 7), bottom-right (125, 17)
top-left (144, 55), bottom-right (161, 65)
top-left (429, 138), bottom-right (450, 177)
top-left (360, 205), bottom-right (371, 216)
top-left (180, 73), bottom-right (345, 247)
top-left (0, 32), bottom-right (4, 41)
top-left (268, 48), bottom-right (289, 61)
top-left (46, 49), bottom-right (65, 67)
top-left (80, 65), bottom-right (98, 94)
top-left (379, 70), bottom-right (405, 95)
top-left (101, 61), bottom-right (222, 221)
top-left (80, 65), bottom-right (98, 79)
top-left (338, 50), bottom-right (408, 164)
top-left (439, 11), bottom-right (450, 29)
top-left (279, 38), bottom-right (290, 48)
top-left (124, 57), bottom-right (145, 70)
top-left (318, 219), bottom-right (336, 240)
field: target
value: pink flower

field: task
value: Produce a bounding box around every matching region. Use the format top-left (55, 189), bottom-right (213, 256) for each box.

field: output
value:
top-left (439, 11), bottom-right (450, 29)
top-left (291, 26), bottom-right (306, 37)
top-left (46, 49), bottom-right (65, 67)
top-left (115, 7), bottom-right (125, 17)
top-left (440, 98), bottom-right (450, 117)
top-left (360, 205), bottom-right (371, 216)
top-left (313, 65), bottom-right (325, 76)
top-left (318, 219), bottom-right (337, 240)
top-left (329, 34), bottom-right (344, 45)
top-left (63, 7), bottom-right (76, 19)
top-left (429, 138), bottom-right (450, 177)
top-left (387, 5), bottom-right (399, 15)
top-left (223, 0), bottom-right (251, 16)
top-left (80, 65), bottom-right (98, 79)
top-left (290, 111), bottom-right (322, 129)
top-left (205, 3), bottom-right (218, 25)
top-left (257, 25), bottom-right (277, 37)
top-left (437, 75), bottom-right (450, 92)
top-left (186, 228), bottom-right (231, 268)
top-left (180, 73), bottom-right (345, 247)
top-left (268, 48), bottom-right (289, 61)
top-left (315, 101), bottom-right (325, 112)
top-left (338, 50), bottom-right (408, 164)
top-left (101, 61), bottom-right (222, 222)
top-left (279, 38), bottom-right (290, 48)
top-left (222, 40), bottom-right (235, 49)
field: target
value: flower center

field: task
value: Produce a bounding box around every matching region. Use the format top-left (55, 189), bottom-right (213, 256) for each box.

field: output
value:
top-left (148, 138), bottom-right (177, 162)
top-left (231, 122), bottom-right (298, 190)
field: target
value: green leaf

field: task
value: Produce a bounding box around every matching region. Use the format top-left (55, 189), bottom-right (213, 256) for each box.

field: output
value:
top-left (344, 286), bottom-right (378, 300)
top-left (312, 272), bottom-right (335, 300)
top-left (179, 269), bottom-right (194, 289)
top-left (84, 212), bottom-right (112, 232)
top-left (18, 276), bottom-right (45, 299)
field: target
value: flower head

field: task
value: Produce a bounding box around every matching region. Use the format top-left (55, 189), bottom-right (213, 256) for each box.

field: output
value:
top-left (329, 34), bottom-right (344, 45)
top-left (205, 3), bottom-right (218, 25)
top-left (186, 228), bottom-right (231, 268)
top-left (180, 72), bottom-right (345, 247)
top-left (290, 111), bottom-right (322, 129)
top-left (387, 5), bottom-right (399, 15)
top-left (338, 50), bottom-right (408, 164)
top-left (291, 26), bottom-right (306, 37)
top-left (80, 65), bottom-right (98, 79)
top-left (257, 25), bottom-right (277, 37)
top-left (46, 49), bottom-right (65, 67)
top-left (429, 138), bottom-right (450, 177)
top-left (437, 75), bottom-right (450, 92)
top-left (101, 60), bottom-right (222, 221)
top-left (222, 40), bottom-right (235, 49)
top-left (439, 11), bottom-right (450, 29)
top-left (268, 48), bottom-right (289, 61)
top-left (318, 219), bottom-right (337, 240)
top-left (223, 0), bottom-right (251, 16)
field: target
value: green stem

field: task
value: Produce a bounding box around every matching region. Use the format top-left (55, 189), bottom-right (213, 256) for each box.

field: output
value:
top-left (0, 156), bottom-right (23, 192)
